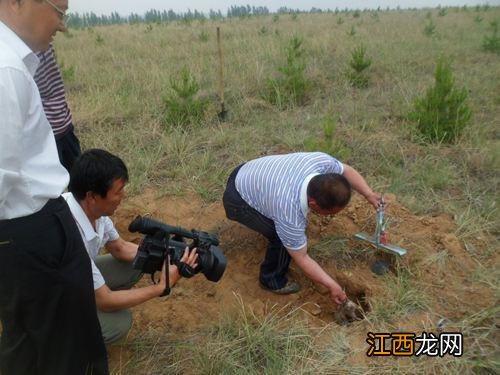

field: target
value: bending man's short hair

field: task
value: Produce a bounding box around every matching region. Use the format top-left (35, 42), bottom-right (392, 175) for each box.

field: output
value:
top-left (307, 173), bottom-right (352, 209)
top-left (69, 148), bottom-right (129, 201)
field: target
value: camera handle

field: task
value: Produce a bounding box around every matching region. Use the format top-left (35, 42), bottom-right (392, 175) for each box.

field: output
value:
top-left (149, 265), bottom-right (171, 296)
top-left (159, 255), bottom-right (170, 296)
top-left (147, 233), bottom-right (171, 297)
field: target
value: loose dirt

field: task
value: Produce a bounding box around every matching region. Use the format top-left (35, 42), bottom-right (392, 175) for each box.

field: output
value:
top-left (108, 190), bottom-right (494, 369)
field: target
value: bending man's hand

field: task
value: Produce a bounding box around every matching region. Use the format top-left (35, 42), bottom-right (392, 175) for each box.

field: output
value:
top-left (366, 191), bottom-right (382, 210)
top-left (329, 283), bottom-right (347, 305)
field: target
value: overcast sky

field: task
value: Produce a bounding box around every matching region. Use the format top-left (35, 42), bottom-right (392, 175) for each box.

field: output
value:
top-left (68, 1), bottom-right (499, 16)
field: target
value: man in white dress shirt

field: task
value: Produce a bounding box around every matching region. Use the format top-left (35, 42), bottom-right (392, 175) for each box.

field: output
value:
top-left (65, 149), bottom-right (198, 344)
top-left (0, 1), bottom-right (107, 374)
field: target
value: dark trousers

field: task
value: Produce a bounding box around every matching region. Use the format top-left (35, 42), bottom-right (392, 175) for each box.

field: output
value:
top-left (223, 165), bottom-right (291, 290)
top-left (95, 254), bottom-right (143, 344)
top-left (55, 127), bottom-right (81, 173)
top-left (0, 198), bottom-right (108, 375)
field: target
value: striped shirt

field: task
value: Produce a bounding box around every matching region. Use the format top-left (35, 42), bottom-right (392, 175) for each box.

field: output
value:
top-left (34, 45), bottom-right (72, 139)
top-left (235, 152), bottom-right (344, 250)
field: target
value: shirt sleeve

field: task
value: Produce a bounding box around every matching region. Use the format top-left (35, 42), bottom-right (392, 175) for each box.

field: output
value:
top-left (322, 154), bottom-right (344, 175)
top-left (91, 258), bottom-right (106, 290)
top-left (275, 220), bottom-right (307, 250)
top-left (102, 216), bottom-right (119, 243)
top-left (0, 68), bottom-right (30, 212)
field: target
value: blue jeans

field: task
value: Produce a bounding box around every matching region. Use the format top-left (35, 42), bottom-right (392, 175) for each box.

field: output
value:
top-left (223, 165), bottom-right (291, 290)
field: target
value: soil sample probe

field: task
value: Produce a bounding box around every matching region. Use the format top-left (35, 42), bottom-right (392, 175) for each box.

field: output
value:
top-left (216, 26), bottom-right (228, 120)
top-left (353, 196), bottom-right (407, 274)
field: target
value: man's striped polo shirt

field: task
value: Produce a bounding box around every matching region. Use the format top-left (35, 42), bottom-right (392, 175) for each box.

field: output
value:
top-left (235, 152), bottom-right (344, 250)
top-left (34, 45), bottom-right (72, 139)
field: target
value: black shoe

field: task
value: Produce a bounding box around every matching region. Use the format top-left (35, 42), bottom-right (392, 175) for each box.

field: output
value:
top-left (260, 281), bottom-right (301, 295)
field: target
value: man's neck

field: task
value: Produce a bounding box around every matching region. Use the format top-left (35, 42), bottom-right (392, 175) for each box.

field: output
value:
top-left (0, 12), bottom-right (23, 45)
top-left (78, 199), bottom-right (99, 230)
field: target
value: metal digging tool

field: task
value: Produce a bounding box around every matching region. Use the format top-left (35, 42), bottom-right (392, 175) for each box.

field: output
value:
top-left (353, 196), bottom-right (407, 257)
top-left (216, 26), bottom-right (228, 121)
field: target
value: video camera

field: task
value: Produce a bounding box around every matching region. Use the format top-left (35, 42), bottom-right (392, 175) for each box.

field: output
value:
top-left (128, 215), bottom-right (227, 295)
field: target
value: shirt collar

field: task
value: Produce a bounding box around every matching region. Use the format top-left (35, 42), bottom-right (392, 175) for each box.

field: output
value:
top-left (0, 20), bottom-right (40, 76)
top-left (64, 193), bottom-right (99, 242)
top-left (300, 173), bottom-right (320, 218)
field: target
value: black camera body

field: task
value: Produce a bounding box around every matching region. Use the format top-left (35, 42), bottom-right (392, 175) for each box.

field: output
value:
top-left (129, 215), bottom-right (226, 282)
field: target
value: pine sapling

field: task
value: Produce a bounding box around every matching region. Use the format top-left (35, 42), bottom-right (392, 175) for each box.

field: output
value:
top-left (482, 20), bottom-right (500, 54)
top-left (348, 45), bottom-right (372, 88)
top-left (163, 69), bottom-right (209, 127)
top-left (423, 18), bottom-right (437, 37)
top-left (304, 116), bottom-right (351, 159)
top-left (410, 57), bottom-right (471, 143)
top-left (265, 35), bottom-right (309, 108)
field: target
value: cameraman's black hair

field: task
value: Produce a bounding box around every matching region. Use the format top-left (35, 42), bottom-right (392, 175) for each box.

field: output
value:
top-left (69, 149), bottom-right (129, 201)
top-left (307, 173), bottom-right (352, 209)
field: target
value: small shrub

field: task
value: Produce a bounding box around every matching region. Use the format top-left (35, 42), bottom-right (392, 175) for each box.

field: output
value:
top-left (352, 10), bottom-right (361, 18)
top-left (198, 30), bottom-right (209, 42)
top-left (423, 18), bottom-right (437, 37)
top-left (272, 14), bottom-right (279, 22)
top-left (144, 24), bottom-right (153, 33)
top-left (291, 13), bottom-right (298, 21)
top-left (337, 17), bottom-right (344, 25)
top-left (410, 57), bottom-right (471, 143)
top-left (95, 34), bottom-right (104, 45)
top-left (438, 8), bottom-right (447, 17)
top-left (304, 116), bottom-right (351, 160)
top-left (347, 25), bottom-right (356, 36)
top-left (474, 15), bottom-right (483, 24)
top-left (482, 20), bottom-right (500, 54)
top-left (163, 69), bottom-right (209, 127)
top-left (265, 35), bottom-right (309, 108)
top-left (258, 26), bottom-right (268, 36)
top-left (348, 45), bottom-right (372, 88)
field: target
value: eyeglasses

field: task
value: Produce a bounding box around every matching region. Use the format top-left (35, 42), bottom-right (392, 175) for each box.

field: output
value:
top-left (44, 0), bottom-right (71, 24)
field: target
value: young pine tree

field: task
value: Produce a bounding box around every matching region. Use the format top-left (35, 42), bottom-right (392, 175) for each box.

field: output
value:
top-left (266, 35), bottom-right (309, 108)
top-left (410, 57), bottom-right (471, 143)
top-left (163, 69), bottom-right (209, 127)
top-left (348, 45), bottom-right (372, 88)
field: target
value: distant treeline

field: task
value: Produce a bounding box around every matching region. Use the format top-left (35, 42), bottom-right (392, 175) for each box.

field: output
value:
top-left (67, 5), bottom-right (341, 28)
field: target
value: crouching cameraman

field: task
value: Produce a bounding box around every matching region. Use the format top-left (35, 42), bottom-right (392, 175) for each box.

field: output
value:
top-left (63, 149), bottom-right (197, 344)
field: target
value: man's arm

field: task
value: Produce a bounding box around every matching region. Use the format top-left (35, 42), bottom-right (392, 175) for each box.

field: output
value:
top-left (95, 247), bottom-right (198, 312)
top-left (287, 246), bottom-right (346, 305)
top-left (95, 278), bottom-right (164, 312)
top-left (105, 238), bottom-right (137, 263)
top-left (342, 164), bottom-right (380, 209)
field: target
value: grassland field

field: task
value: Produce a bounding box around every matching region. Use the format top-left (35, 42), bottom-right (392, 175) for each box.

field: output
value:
top-left (54, 6), bottom-right (498, 374)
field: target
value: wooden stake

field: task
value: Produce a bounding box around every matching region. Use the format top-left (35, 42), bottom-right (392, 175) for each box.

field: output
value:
top-left (216, 26), bottom-right (227, 119)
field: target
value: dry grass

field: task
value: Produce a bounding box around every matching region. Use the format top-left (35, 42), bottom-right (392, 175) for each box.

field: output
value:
top-left (54, 6), bottom-right (499, 374)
